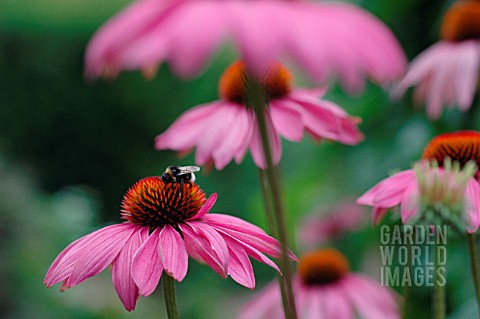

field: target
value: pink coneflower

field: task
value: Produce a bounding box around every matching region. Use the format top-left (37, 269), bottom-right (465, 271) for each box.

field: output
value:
top-left (85, 0), bottom-right (406, 91)
top-left (155, 61), bottom-right (363, 170)
top-left (357, 131), bottom-right (480, 232)
top-left (240, 248), bottom-right (399, 319)
top-left (297, 200), bottom-right (367, 248)
top-left (44, 174), bottom-right (296, 311)
top-left (394, 0), bottom-right (480, 119)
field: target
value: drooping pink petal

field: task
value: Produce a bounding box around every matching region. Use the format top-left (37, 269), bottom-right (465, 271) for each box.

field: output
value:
top-left (236, 240), bottom-right (281, 274)
top-left (155, 102), bottom-right (218, 152)
top-left (45, 224), bottom-right (137, 287)
top-left (292, 88), bottom-right (328, 100)
top-left (159, 225), bottom-right (188, 281)
top-left (465, 179), bottom-right (480, 233)
top-left (45, 238), bottom-right (83, 287)
top-left (394, 43), bottom-right (448, 98)
top-left (439, 47), bottom-right (463, 107)
top-left (205, 216), bottom-right (281, 273)
top-left (399, 182), bottom-right (419, 224)
top-left (234, 110), bottom-right (256, 164)
top-left (250, 111), bottom-right (282, 169)
top-left (204, 214), bottom-right (297, 261)
top-left (180, 222), bottom-right (229, 278)
top-left (203, 213), bottom-right (267, 236)
top-left (302, 286), bottom-right (322, 319)
top-left (132, 228), bottom-right (163, 296)
top-left (425, 46), bottom-right (455, 119)
top-left (341, 274), bottom-right (400, 319)
top-left (214, 225), bottom-right (283, 259)
top-left (289, 89), bottom-right (345, 114)
top-left (284, 6), bottom-right (335, 85)
top-left (289, 94), bottom-right (363, 145)
top-left (194, 102), bottom-right (241, 166)
top-left (64, 224), bottom-right (138, 288)
top-left (223, 236), bottom-right (255, 289)
top-left (372, 207), bottom-right (389, 226)
top-left (161, 1), bottom-right (228, 77)
top-left (269, 100), bottom-right (304, 142)
top-left (84, 0), bottom-right (178, 77)
top-left (190, 193), bottom-right (217, 220)
top-left (318, 14), bottom-right (365, 92)
top-left (454, 41), bottom-right (480, 110)
top-left (212, 104), bottom-right (252, 170)
top-left (412, 77), bottom-right (431, 105)
top-left (319, 3), bottom-right (406, 83)
top-left (45, 230), bottom-right (106, 287)
top-left (357, 170), bottom-right (416, 208)
top-left (112, 227), bottom-right (147, 311)
top-left (284, 2), bottom-right (405, 89)
top-left (323, 285), bottom-right (353, 319)
top-left (229, 1), bottom-right (285, 76)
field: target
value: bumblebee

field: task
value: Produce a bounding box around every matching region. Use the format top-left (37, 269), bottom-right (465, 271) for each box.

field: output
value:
top-left (161, 165), bottom-right (200, 184)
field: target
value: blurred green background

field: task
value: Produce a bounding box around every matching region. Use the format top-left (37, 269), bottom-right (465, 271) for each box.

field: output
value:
top-left (1, 0), bottom-right (479, 318)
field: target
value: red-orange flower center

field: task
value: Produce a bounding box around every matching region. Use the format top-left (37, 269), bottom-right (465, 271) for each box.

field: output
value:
top-left (121, 176), bottom-right (206, 228)
top-left (298, 249), bottom-right (350, 286)
top-left (218, 61), bottom-right (293, 104)
top-left (441, 1), bottom-right (480, 42)
top-left (422, 131), bottom-right (480, 168)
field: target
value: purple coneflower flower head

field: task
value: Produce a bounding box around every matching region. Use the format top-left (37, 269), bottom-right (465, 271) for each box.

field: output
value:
top-left (357, 131), bottom-right (480, 232)
top-left (84, 0), bottom-right (406, 91)
top-left (394, 0), bottom-right (480, 119)
top-left (240, 248), bottom-right (399, 319)
top-left (155, 61), bottom-right (363, 170)
top-left (297, 200), bottom-right (367, 248)
top-left (44, 173), bottom-right (296, 311)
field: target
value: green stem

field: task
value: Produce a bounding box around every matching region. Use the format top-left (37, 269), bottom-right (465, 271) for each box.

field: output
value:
top-left (163, 274), bottom-right (180, 319)
top-left (248, 76), bottom-right (297, 319)
top-left (258, 169), bottom-right (277, 237)
top-left (468, 233), bottom-right (480, 315)
top-left (433, 243), bottom-right (445, 319)
top-left (258, 169), bottom-right (290, 317)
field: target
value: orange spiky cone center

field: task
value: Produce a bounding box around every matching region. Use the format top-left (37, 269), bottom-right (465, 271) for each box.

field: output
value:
top-left (441, 1), bottom-right (480, 42)
top-left (121, 176), bottom-right (206, 228)
top-left (298, 249), bottom-right (350, 286)
top-left (218, 61), bottom-right (293, 104)
top-left (422, 131), bottom-right (480, 168)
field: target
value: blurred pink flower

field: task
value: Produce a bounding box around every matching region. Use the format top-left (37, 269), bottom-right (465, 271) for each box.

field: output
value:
top-left (155, 61), bottom-right (363, 170)
top-left (239, 249), bottom-right (399, 319)
top-left (297, 201), bottom-right (367, 247)
top-left (394, 1), bottom-right (480, 119)
top-left (394, 41), bottom-right (480, 119)
top-left (45, 176), bottom-right (296, 311)
top-left (85, 0), bottom-right (406, 91)
top-left (358, 131), bottom-right (480, 231)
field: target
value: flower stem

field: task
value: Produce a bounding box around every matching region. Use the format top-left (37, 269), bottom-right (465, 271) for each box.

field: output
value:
top-left (163, 274), bottom-right (180, 319)
top-left (433, 243), bottom-right (445, 319)
top-left (258, 169), bottom-right (290, 316)
top-left (258, 169), bottom-right (277, 237)
top-left (248, 76), bottom-right (298, 319)
top-left (468, 233), bottom-right (480, 315)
